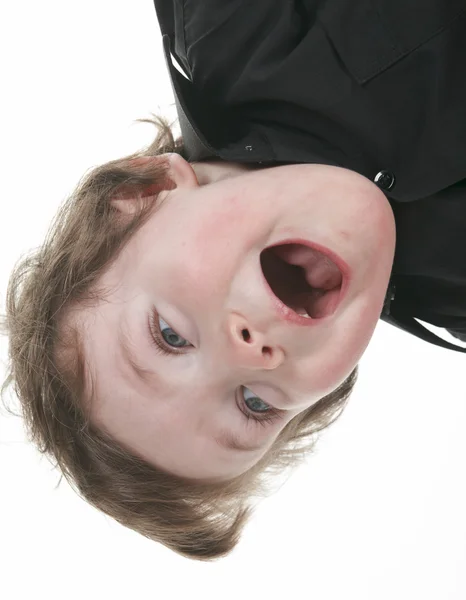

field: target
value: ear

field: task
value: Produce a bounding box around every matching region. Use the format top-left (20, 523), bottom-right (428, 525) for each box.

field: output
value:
top-left (111, 153), bottom-right (199, 215)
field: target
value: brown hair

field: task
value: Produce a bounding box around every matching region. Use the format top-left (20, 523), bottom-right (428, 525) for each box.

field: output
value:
top-left (0, 115), bottom-right (358, 561)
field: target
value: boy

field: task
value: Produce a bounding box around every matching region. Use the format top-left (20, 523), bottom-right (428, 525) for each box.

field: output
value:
top-left (2, 0), bottom-right (465, 561)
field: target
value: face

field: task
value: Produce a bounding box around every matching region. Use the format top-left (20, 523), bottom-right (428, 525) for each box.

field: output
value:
top-left (76, 154), bottom-right (396, 482)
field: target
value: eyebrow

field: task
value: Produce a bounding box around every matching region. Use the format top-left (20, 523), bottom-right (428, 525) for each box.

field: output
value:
top-left (118, 322), bottom-right (267, 454)
top-left (119, 322), bottom-right (161, 390)
top-left (214, 429), bottom-right (268, 453)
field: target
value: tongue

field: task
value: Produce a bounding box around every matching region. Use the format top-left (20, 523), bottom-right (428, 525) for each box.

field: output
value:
top-left (272, 244), bottom-right (342, 290)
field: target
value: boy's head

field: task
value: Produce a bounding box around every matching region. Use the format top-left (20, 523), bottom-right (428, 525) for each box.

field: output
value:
top-left (1, 117), bottom-right (395, 560)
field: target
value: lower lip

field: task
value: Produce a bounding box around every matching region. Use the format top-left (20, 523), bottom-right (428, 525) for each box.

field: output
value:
top-left (263, 238), bottom-right (352, 326)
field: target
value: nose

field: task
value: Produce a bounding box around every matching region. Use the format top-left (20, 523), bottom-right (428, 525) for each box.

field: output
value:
top-left (227, 313), bottom-right (285, 370)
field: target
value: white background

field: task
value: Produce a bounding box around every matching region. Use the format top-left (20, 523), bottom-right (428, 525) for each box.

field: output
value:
top-left (1, 2), bottom-right (465, 599)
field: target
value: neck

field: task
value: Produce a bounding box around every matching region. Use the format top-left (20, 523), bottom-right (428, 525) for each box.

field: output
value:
top-left (191, 160), bottom-right (262, 186)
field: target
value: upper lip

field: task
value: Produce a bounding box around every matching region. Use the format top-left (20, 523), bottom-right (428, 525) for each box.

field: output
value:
top-left (260, 238), bottom-right (351, 327)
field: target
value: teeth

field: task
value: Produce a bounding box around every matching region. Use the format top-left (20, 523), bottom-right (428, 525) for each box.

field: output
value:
top-left (294, 289), bottom-right (325, 319)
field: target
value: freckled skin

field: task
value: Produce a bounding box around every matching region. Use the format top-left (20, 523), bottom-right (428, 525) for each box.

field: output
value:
top-left (76, 155), bottom-right (396, 481)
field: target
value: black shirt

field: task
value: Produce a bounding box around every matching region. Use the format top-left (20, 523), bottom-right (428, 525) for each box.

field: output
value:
top-left (153, 0), bottom-right (466, 354)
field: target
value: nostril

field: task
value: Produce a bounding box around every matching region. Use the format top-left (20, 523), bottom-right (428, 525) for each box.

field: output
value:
top-left (242, 329), bottom-right (251, 342)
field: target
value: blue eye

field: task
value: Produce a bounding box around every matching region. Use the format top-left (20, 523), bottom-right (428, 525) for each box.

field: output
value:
top-left (159, 316), bottom-right (191, 348)
top-left (242, 387), bottom-right (270, 413)
top-left (147, 308), bottom-right (282, 425)
top-left (148, 309), bottom-right (192, 355)
top-left (239, 387), bottom-right (280, 425)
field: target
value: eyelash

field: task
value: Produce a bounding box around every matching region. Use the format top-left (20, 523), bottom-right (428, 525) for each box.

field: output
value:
top-left (147, 308), bottom-right (282, 426)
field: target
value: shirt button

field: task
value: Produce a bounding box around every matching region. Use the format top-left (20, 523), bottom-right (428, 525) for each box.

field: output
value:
top-left (374, 170), bottom-right (395, 191)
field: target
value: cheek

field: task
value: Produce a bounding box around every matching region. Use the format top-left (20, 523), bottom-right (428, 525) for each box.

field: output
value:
top-left (145, 199), bottom-right (261, 304)
top-left (191, 202), bottom-right (251, 248)
top-left (314, 301), bottom-right (380, 395)
top-left (177, 208), bottom-right (250, 285)
top-left (311, 350), bottom-right (359, 401)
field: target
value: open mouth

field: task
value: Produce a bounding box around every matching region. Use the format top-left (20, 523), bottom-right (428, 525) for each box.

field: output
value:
top-left (260, 242), bottom-right (344, 320)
